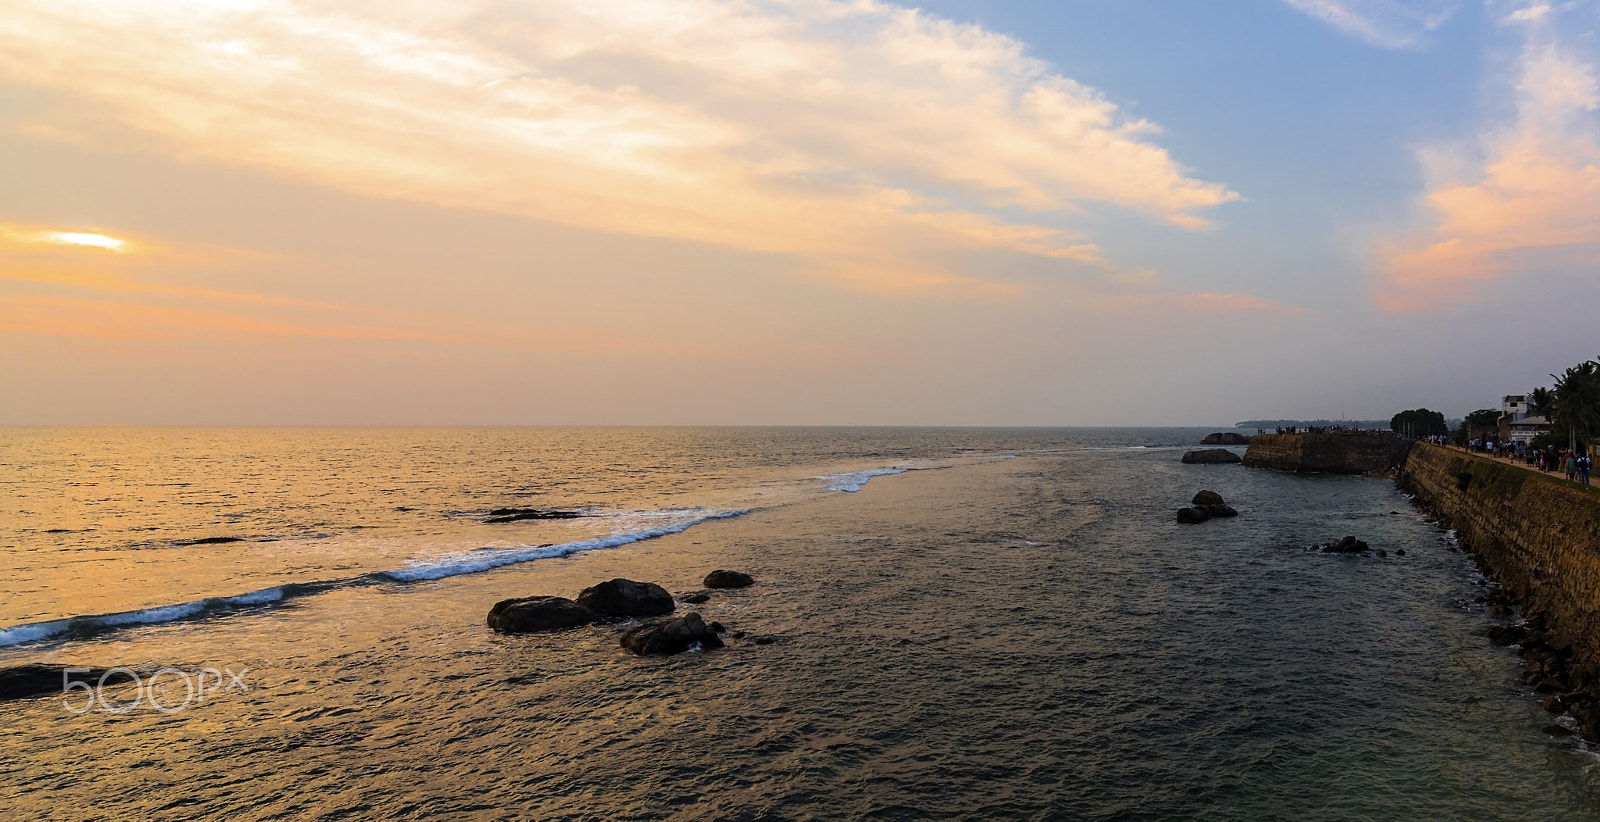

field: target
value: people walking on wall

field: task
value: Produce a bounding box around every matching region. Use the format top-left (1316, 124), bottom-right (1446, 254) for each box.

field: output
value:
top-left (1566, 452), bottom-right (1578, 481)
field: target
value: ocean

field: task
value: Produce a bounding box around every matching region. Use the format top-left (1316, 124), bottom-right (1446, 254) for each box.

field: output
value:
top-left (2, 427), bottom-right (1597, 820)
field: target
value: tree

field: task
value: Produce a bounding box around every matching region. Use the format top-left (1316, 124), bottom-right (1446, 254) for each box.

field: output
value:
top-left (1548, 361), bottom-right (1600, 453)
top-left (1390, 408), bottom-right (1447, 438)
top-left (1464, 408), bottom-right (1501, 428)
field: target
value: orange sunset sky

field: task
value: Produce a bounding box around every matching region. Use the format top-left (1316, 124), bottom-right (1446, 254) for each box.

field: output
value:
top-left (3, 0), bottom-right (1599, 424)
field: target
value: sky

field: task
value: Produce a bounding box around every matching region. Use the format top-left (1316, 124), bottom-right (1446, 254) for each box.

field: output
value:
top-left (1, 0), bottom-right (1598, 425)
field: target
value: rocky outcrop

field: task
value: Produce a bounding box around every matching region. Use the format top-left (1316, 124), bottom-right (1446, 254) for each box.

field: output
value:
top-left (1178, 490), bottom-right (1239, 523)
top-left (1182, 449), bottom-right (1242, 465)
top-left (1202, 432), bottom-right (1251, 445)
top-left (703, 570), bottom-right (754, 589)
top-left (487, 596), bottom-right (595, 632)
top-left (620, 613), bottom-right (724, 656)
top-left (576, 578), bottom-right (675, 618)
top-left (1243, 433), bottom-right (1409, 474)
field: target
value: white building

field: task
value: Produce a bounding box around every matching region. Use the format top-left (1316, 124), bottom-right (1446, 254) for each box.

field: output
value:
top-left (1508, 415), bottom-right (1552, 445)
top-left (1502, 394), bottom-right (1529, 420)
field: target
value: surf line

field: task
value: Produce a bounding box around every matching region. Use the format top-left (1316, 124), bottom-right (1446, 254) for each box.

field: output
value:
top-left (0, 508), bottom-right (749, 649)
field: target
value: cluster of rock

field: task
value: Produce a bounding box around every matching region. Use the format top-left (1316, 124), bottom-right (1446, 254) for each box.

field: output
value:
top-left (1176, 490), bottom-right (1238, 524)
top-left (1181, 449), bottom-right (1242, 465)
top-left (1201, 432), bottom-right (1252, 445)
top-left (1488, 611), bottom-right (1600, 742)
top-left (487, 570), bottom-right (759, 656)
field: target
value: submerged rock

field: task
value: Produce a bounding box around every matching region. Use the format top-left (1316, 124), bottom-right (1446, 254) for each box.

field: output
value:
top-left (1204, 504), bottom-right (1238, 517)
top-left (0, 664), bottom-right (104, 701)
top-left (1176, 507), bottom-right (1212, 524)
top-left (487, 596), bottom-right (595, 633)
top-left (484, 508), bottom-right (584, 524)
top-left (620, 613), bottom-right (724, 656)
top-left (1322, 536), bottom-right (1370, 553)
top-left (703, 570), bottom-right (754, 589)
top-left (577, 578), bottom-right (675, 618)
top-left (175, 536), bottom-right (245, 546)
top-left (1201, 432), bottom-right (1251, 445)
top-left (1181, 449), bottom-right (1242, 465)
top-left (679, 591), bottom-right (711, 604)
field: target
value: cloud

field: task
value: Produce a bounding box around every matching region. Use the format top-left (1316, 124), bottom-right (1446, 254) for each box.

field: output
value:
top-left (1282, 0), bottom-right (1460, 48)
top-left (0, 0), bottom-right (1237, 294)
top-left (1374, 26), bottom-right (1600, 312)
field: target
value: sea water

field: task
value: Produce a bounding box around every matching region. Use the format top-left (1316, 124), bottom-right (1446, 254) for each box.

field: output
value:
top-left (1, 427), bottom-right (1597, 820)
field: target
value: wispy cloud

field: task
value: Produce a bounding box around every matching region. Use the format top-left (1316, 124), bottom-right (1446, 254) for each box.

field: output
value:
top-left (0, 0), bottom-right (1237, 294)
top-left (1282, 0), bottom-right (1460, 48)
top-left (1375, 6), bottom-right (1600, 311)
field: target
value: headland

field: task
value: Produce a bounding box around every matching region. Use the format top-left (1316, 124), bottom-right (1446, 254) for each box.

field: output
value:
top-left (1241, 432), bottom-right (1410, 475)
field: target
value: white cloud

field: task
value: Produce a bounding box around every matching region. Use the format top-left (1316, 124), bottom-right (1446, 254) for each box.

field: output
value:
top-left (1282, 0), bottom-right (1460, 47)
top-left (0, 0), bottom-right (1238, 293)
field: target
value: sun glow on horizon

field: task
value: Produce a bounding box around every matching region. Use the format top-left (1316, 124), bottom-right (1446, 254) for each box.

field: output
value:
top-left (44, 232), bottom-right (126, 251)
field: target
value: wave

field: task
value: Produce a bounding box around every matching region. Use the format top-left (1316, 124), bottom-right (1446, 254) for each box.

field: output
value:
top-left (818, 468), bottom-right (908, 493)
top-left (0, 508), bottom-right (748, 649)
top-left (380, 509), bottom-right (748, 582)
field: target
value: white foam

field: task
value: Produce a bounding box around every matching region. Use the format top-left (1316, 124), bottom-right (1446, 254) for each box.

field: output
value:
top-left (0, 508), bottom-right (748, 647)
top-left (0, 586), bottom-right (289, 648)
top-left (0, 619), bottom-right (71, 647)
top-left (382, 508), bottom-right (749, 582)
top-left (818, 469), bottom-right (908, 493)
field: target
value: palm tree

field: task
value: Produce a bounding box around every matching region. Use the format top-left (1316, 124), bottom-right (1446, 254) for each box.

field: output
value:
top-left (1529, 386), bottom-right (1554, 419)
top-left (1549, 361), bottom-right (1600, 455)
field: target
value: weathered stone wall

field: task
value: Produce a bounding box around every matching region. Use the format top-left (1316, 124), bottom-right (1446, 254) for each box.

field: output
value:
top-left (1401, 444), bottom-right (1600, 674)
top-left (1241, 433), bottom-right (1409, 474)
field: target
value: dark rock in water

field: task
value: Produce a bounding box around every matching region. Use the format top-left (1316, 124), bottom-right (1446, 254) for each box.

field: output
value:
top-left (710, 622), bottom-right (726, 633)
top-left (1201, 432), bottom-right (1251, 445)
top-left (0, 664), bottom-right (104, 701)
top-left (1176, 507), bottom-right (1212, 524)
top-left (484, 508), bottom-right (584, 524)
top-left (175, 536), bottom-right (245, 546)
top-left (619, 613), bottom-right (724, 656)
top-left (732, 631), bottom-right (747, 639)
top-left (487, 596), bottom-right (595, 633)
top-left (754, 636), bottom-right (775, 645)
top-left (1181, 449), bottom-right (1242, 465)
top-left (703, 570), bottom-right (754, 589)
top-left (1322, 536), bottom-right (1370, 553)
top-left (577, 578), bottom-right (675, 618)
top-left (679, 591), bottom-right (710, 604)
top-left (1192, 490), bottom-right (1226, 506)
top-left (1544, 695), bottom-right (1567, 713)
top-left (1545, 724), bottom-right (1575, 736)
top-left (1395, 549), bottom-right (1406, 556)
top-left (1204, 504), bottom-right (1237, 517)
top-left (1376, 549), bottom-right (1388, 558)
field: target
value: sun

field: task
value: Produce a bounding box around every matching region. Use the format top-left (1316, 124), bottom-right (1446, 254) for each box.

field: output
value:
top-left (44, 232), bottom-right (126, 251)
